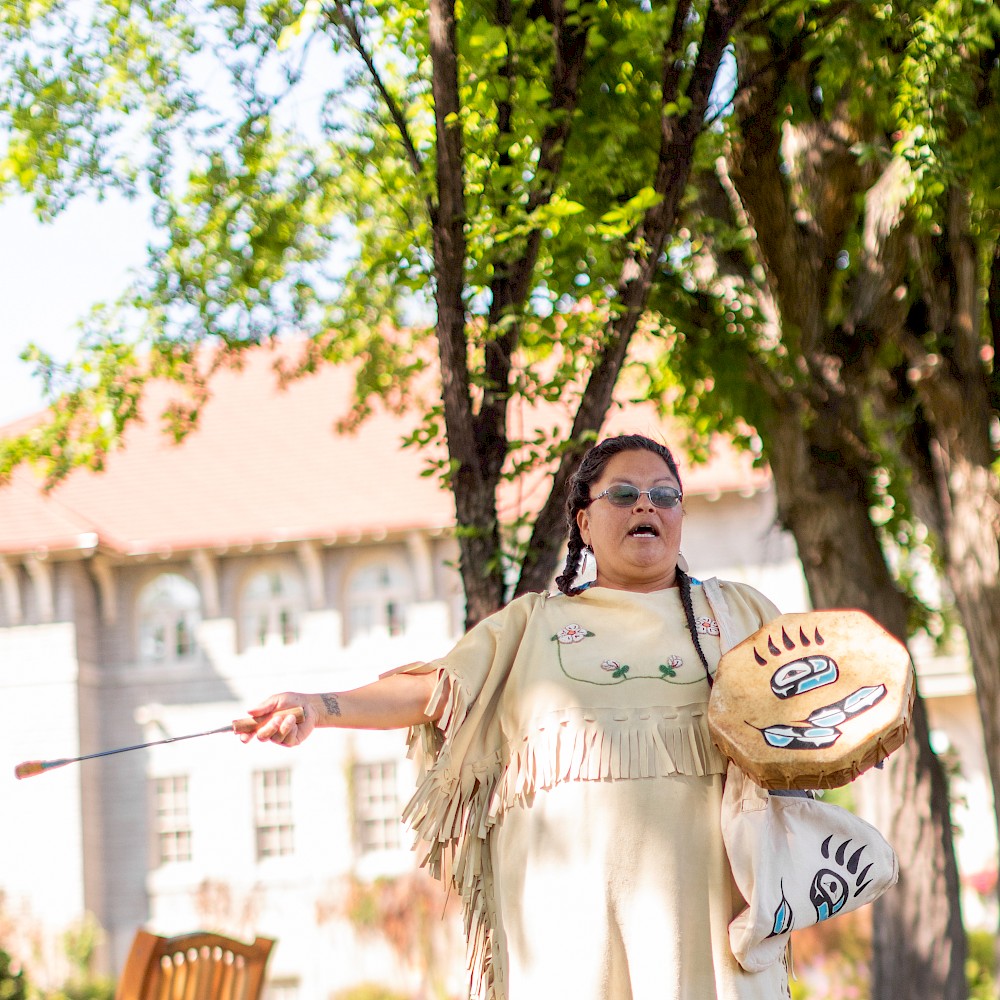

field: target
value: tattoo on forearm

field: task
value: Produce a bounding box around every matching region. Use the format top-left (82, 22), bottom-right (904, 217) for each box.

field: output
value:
top-left (321, 693), bottom-right (341, 717)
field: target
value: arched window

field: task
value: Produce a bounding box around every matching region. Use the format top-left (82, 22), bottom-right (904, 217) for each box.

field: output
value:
top-left (241, 566), bottom-right (306, 649)
top-left (138, 573), bottom-right (201, 664)
top-left (346, 559), bottom-right (413, 643)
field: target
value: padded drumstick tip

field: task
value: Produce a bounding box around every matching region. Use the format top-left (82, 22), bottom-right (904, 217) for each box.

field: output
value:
top-left (15, 760), bottom-right (56, 780)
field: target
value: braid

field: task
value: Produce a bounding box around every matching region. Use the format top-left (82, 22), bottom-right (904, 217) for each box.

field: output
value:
top-left (555, 523), bottom-right (589, 596)
top-left (677, 568), bottom-right (713, 687)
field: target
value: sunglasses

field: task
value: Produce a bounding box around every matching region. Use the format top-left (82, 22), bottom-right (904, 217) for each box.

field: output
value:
top-left (587, 484), bottom-right (683, 509)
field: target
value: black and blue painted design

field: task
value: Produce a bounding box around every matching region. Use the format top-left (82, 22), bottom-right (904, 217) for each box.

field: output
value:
top-left (806, 685), bottom-right (887, 728)
top-left (749, 624), bottom-right (887, 753)
top-left (769, 654), bottom-right (839, 698)
top-left (759, 723), bottom-right (841, 750)
top-left (810, 835), bottom-right (877, 922)
top-left (768, 884), bottom-right (794, 937)
top-left (766, 834), bottom-right (879, 935)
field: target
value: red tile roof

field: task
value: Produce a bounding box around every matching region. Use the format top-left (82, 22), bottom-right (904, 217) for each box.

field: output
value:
top-left (0, 342), bottom-right (768, 558)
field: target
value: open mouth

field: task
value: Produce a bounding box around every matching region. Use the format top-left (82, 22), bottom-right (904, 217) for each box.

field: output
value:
top-left (627, 523), bottom-right (659, 538)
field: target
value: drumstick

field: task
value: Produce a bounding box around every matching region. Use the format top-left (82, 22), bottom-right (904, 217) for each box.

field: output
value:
top-left (13, 707), bottom-right (306, 780)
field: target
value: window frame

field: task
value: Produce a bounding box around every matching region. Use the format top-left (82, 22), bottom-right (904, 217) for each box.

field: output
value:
top-left (240, 563), bottom-right (307, 652)
top-left (344, 556), bottom-right (415, 645)
top-left (253, 767), bottom-right (295, 860)
top-left (351, 759), bottom-right (405, 855)
top-left (152, 774), bottom-right (193, 866)
top-left (136, 572), bottom-right (202, 665)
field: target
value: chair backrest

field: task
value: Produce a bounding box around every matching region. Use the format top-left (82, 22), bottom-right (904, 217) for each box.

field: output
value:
top-left (115, 930), bottom-right (275, 1000)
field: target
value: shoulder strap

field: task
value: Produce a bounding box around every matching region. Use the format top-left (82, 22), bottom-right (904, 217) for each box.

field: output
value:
top-left (701, 577), bottom-right (739, 653)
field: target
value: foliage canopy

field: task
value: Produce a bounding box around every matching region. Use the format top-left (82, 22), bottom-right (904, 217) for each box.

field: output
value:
top-left (0, 0), bottom-right (754, 619)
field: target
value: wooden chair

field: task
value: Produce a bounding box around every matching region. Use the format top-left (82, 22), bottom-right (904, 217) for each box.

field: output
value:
top-left (115, 930), bottom-right (275, 1000)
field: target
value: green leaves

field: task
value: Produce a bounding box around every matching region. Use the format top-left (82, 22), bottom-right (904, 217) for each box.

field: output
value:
top-left (144, 118), bottom-right (342, 342)
top-left (0, 0), bottom-right (200, 216)
top-left (276, 0), bottom-right (324, 50)
top-left (596, 187), bottom-right (664, 240)
top-left (0, 0), bottom-right (771, 612)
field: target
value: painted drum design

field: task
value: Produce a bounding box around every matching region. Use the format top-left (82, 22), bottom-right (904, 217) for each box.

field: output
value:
top-left (708, 609), bottom-right (915, 790)
top-left (769, 654), bottom-right (839, 699)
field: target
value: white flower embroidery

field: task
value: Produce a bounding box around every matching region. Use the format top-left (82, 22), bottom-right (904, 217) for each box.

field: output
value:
top-left (600, 659), bottom-right (619, 672)
top-left (556, 623), bottom-right (593, 644)
top-left (659, 653), bottom-right (684, 678)
top-left (695, 616), bottom-right (721, 636)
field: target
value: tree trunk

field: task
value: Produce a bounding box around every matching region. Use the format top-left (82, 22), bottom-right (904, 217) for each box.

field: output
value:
top-left (765, 413), bottom-right (967, 999)
top-left (866, 698), bottom-right (968, 1000)
top-left (428, 0), bottom-right (507, 627)
top-left (424, 0), bottom-right (762, 622)
top-left (898, 188), bottom-right (1000, 983)
top-left (720, 28), bottom-right (968, 995)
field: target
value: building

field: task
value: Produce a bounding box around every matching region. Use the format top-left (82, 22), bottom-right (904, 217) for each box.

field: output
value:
top-left (0, 344), bottom-right (991, 997)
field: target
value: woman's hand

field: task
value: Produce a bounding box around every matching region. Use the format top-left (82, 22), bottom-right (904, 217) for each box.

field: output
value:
top-left (241, 693), bottom-right (319, 746)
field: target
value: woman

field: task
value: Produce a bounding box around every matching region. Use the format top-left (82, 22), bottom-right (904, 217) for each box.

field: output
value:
top-left (245, 434), bottom-right (791, 1000)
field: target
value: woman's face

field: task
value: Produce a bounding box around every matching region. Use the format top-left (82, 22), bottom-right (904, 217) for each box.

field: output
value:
top-left (575, 448), bottom-right (684, 593)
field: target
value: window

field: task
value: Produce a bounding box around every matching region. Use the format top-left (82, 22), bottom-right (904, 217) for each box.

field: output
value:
top-left (138, 574), bottom-right (201, 664)
top-left (254, 768), bottom-right (294, 859)
top-left (353, 761), bottom-right (403, 853)
top-left (154, 775), bottom-right (192, 865)
top-left (346, 560), bottom-right (413, 643)
top-left (241, 567), bottom-right (306, 650)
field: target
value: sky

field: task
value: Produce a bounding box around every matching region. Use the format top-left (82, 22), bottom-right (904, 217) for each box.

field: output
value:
top-left (0, 193), bottom-right (151, 426)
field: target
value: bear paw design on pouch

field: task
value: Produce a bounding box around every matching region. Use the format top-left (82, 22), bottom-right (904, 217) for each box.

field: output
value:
top-left (809, 835), bottom-right (879, 922)
top-left (764, 834), bottom-right (882, 937)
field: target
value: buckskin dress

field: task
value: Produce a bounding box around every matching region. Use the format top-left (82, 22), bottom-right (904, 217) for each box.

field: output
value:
top-left (400, 578), bottom-right (793, 1000)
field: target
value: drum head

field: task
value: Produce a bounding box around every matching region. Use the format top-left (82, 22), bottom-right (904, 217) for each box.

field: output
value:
top-left (708, 609), bottom-right (915, 790)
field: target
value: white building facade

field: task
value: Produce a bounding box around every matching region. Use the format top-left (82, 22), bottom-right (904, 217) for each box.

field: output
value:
top-left (0, 350), bottom-right (992, 998)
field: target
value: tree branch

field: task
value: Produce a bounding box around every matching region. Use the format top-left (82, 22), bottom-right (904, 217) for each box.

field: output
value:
top-left (515, 0), bottom-right (753, 596)
top-left (426, 0), bottom-right (508, 624)
top-left (328, 2), bottom-right (426, 185)
top-left (709, 0), bottom-right (854, 125)
top-left (476, 0), bottom-right (592, 484)
top-left (428, 0), bottom-right (473, 467)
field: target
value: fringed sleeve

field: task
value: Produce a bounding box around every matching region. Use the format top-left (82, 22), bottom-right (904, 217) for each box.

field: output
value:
top-left (394, 593), bottom-right (546, 1000)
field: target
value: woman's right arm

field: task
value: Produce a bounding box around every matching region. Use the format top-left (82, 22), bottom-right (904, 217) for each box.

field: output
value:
top-left (241, 669), bottom-right (443, 747)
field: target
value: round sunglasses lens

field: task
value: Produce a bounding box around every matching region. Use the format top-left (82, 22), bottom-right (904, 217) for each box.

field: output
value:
top-left (650, 487), bottom-right (681, 507)
top-left (606, 485), bottom-right (640, 506)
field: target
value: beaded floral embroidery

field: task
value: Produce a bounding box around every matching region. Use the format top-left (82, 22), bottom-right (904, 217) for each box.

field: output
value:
top-left (696, 616), bottom-right (721, 636)
top-left (550, 626), bottom-right (707, 686)
top-left (555, 623), bottom-right (594, 643)
top-left (601, 658), bottom-right (629, 679)
top-left (659, 654), bottom-right (684, 678)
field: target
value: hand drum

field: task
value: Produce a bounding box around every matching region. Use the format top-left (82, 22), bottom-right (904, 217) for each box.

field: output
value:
top-left (708, 610), bottom-right (915, 790)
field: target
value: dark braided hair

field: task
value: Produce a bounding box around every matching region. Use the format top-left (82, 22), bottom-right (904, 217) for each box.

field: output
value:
top-left (554, 434), bottom-right (713, 685)
top-left (677, 565), bottom-right (713, 687)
